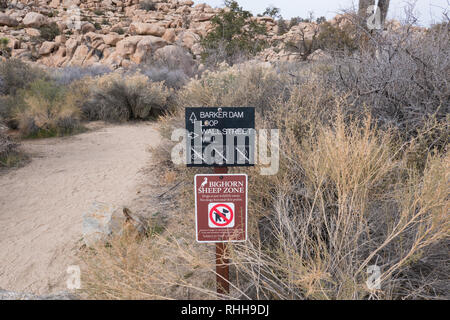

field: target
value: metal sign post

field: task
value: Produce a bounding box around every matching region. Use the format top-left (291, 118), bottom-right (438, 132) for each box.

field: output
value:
top-left (214, 167), bottom-right (229, 295)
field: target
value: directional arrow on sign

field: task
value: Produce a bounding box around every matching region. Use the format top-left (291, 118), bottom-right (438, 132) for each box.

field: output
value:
top-left (189, 113), bottom-right (197, 124)
top-left (188, 132), bottom-right (199, 139)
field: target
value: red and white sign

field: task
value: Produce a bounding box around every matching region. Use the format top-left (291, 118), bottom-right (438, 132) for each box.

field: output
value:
top-left (195, 174), bottom-right (247, 243)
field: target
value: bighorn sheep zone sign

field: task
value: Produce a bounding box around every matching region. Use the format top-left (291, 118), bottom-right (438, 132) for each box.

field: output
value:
top-left (194, 174), bottom-right (247, 243)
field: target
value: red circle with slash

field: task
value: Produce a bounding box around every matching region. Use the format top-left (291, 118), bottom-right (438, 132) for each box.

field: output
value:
top-left (209, 204), bottom-right (234, 227)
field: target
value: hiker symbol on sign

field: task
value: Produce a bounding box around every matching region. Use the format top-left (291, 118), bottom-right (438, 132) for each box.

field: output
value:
top-left (208, 203), bottom-right (235, 228)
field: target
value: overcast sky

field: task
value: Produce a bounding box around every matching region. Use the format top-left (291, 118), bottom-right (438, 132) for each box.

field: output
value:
top-left (194, 0), bottom-right (449, 26)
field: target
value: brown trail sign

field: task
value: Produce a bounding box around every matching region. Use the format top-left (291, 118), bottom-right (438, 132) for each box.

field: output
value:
top-left (195, 172), bottom-right (248, 295)
top-left (194, 174), bottom-right (247, 243)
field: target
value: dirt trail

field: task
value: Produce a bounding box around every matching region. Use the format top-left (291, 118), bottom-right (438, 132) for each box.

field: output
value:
top-left (0, 122), bottom-right (161, 295)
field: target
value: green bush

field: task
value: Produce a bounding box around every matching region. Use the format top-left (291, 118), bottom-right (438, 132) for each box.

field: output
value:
top-left (317, 21), bottom-right (358, 53)
top-left (140, 0), bottom-right (156, 11)
top-left (201, 0), bottom-right (267, 64)
top-left (0, 37), bottom-right (11, 58)
top-left (39, 22), bottom-right (61, 42)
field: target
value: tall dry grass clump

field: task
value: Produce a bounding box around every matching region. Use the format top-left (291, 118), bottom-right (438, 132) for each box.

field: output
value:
top-left (231, 106), bottom-right (449, 299)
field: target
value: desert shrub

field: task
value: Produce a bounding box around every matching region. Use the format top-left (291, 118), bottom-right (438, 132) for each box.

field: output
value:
top-left (139, 46), bottom-right (198, 88)
top-left (0, 95), bottom-right (21, 129)
top-left (0, 59), bottom-right (47, 95)
top-left (51, 65), bottom-right (111, 85)
top-left (139, 0), bottom-right (156, 11)
top-left (141, 67), bottom-right (189, 90)
top-left (277, 18), bottom-right (288, 35)
top-left (201, 0), bottom-right (267, 64)
top-left (38, 22), bottom-right (61, 41)
top-left (285, 24), bottom-right (321, 61)
top-left (14, 79), bottom-right (81, 137)
top-left (0, 37), bottom-right (11, 58)
top-left (317, 21), bottom-right (358, 53)
top-left (178, 62), bottom-right (294, 115)
top-left (82, 73), bottom-right (173, 122)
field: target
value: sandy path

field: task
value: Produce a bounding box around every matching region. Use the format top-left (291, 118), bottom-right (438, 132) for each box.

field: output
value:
top-left (0, 122), bottom-right (161, 295)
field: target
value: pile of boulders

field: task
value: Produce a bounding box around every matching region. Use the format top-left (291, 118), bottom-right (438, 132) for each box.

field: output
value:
top-left (0, 0), bottom-right (347, 68)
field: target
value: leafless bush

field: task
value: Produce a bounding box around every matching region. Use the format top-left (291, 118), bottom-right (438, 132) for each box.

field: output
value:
top-left (286, 23), bottom-right (321, 61)
top-left (327, 16), bottom-right (449, 140)
top-left (51, 65), bottom-right (111, 85)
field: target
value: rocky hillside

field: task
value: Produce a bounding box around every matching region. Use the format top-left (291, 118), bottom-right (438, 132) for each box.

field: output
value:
top-left (0, 0), bottom-right (339, 68)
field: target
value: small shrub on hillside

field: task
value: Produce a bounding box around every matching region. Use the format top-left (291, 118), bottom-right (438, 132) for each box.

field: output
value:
top-left (82, 73), bottom-right (172, 122)
top-left (277, 18), bottom-right (288, 35)
top-left (15, 80), bottom-right (81, 137)
top-left (0, 37), bottom-right (11, 58)
top-left (38, 22), bottom-right (61, 42)
top-left (93, 9), bottom-right (104, 16)
top-left (0, 95), bottom-right (20, 129)
top-left (317, 21), bottom-right (358, 53)
top-left (201, 0), bottom-right (267, 64)
top-left (140, 0), bottom-right (156, 11)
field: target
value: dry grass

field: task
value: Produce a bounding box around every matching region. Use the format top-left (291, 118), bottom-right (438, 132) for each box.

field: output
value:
top-left (230, 108), bottom-right (449, 299)
top-left (14, 80), bottom-right (82, 138)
